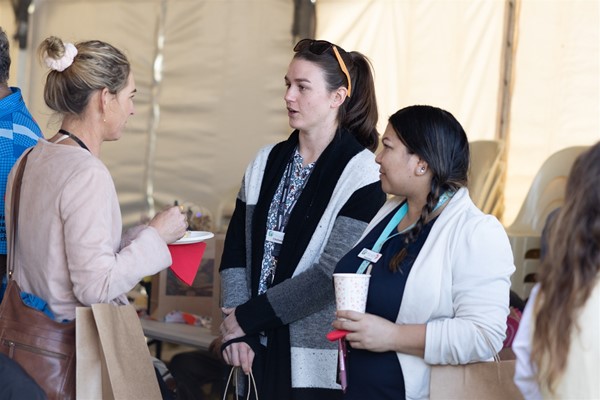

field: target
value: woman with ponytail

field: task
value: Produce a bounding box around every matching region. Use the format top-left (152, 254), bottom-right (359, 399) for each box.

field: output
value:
top-left (332, 105), bottom-right (515, 399)
top-left (215, 39), bottom-right (386, 400)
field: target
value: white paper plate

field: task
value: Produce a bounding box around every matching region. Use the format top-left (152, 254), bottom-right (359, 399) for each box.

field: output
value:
top-left (171, 231), bottom-right (214, 245)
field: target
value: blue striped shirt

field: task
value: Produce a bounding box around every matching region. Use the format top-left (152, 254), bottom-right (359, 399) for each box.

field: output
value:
top-left (0, 87), bottom-right (43, 254)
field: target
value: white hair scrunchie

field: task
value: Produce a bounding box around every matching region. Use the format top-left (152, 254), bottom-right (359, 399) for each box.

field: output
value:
top-left (44, 42), bottom-right (78, 72)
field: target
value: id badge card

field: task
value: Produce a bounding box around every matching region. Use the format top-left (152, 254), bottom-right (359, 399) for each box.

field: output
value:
top-left (266, 229), bottom-right (285, 244)
top-left (358, 248), bottom-right (382, 264)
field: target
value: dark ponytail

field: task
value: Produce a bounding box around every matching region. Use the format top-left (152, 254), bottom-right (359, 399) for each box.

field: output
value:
top-left (338, 52), bottom-right (379, 152)
top-left (293, 40), bottom-right (379, 152)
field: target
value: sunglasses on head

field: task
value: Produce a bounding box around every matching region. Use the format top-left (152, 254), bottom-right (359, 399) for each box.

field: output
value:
top-left (293, 39), bottom-right (352, 98)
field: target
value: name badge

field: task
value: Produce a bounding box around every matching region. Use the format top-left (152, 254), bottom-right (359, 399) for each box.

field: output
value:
top-left (266, 229), bottom-right (285, 244)
top-left (358, 248), bottom-right (381, 263)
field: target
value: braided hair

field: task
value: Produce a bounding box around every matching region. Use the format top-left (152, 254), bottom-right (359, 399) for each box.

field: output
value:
top-left (387, 105), bottom-right (469, 271)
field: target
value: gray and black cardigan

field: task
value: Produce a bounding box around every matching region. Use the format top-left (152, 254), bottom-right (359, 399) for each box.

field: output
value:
top-left (220, 129), bottom-right (385, 400)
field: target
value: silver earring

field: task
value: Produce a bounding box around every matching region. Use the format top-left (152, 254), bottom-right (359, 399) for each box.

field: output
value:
top-left (420, 167), bottom-right (425, 173)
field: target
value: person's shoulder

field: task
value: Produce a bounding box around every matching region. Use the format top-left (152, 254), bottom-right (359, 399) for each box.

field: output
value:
top-left (246, 143), bottom-right (276, 171)
top-left (443, 189), bottom-right (506, 236)
top-left (256, 142), bottom-right (277, 157)
top-left (448, 188), bottom-right (490, 220)
top-left (339, 132), bottom-right (378, 167)
top-left (248, 132), bottom-right (298, 167)
top-left (65, 157), bottom-right (114, 193)
top-left (352, 146), bottom-right (378, 164)
top-left (338, 150), bottom-right (379, 188)
top-left (461, 205), bottom-right (505, 236)
top-left (269, 131), bottom-right (299, 154)
top-left (41, 142), bottom-right (110, 176)
top-left (336, 128), bottom-right (370, 153)
top-left (0, 88), bottom-right (25, 118)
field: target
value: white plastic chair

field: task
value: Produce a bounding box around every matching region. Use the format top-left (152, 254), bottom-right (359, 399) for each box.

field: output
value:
top-left (506, 146), bottom-right (589, 299)
top-left (468, 140), bottom-right (506, 219)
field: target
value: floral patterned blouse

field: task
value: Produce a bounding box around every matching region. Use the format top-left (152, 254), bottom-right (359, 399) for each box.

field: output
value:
top-left (258, 147), bottom-right (315, 294)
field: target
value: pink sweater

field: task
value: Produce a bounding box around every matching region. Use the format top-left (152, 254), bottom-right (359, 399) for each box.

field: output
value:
top-left (6, 140), bottom-right (171, 321)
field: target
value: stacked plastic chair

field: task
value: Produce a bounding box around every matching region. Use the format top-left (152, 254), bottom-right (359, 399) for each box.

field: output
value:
top-left (506, 146), bottom-right (589, 300)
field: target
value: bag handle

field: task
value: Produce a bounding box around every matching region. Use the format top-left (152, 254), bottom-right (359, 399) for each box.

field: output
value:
top-left (477, 326), bottom-right (502, 363)
top-left (222, 367), bottom-right (259, 400)
top-left (7, 149), bottom-right (32, 279)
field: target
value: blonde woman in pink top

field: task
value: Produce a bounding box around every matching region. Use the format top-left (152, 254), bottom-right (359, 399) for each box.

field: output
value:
top-left (5, 36), bottom-right (187, 322)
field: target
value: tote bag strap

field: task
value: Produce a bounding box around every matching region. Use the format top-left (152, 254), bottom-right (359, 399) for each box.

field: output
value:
top-left (7, 149), bottom-right (33, 279)
top-left (477, 326), bottom-right (501, 362)
top-left (222, 367), bottom-right (259, 400)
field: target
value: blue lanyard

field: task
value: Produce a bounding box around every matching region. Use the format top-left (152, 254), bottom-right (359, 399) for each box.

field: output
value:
top-left (355, 191), bottom-right (453, 274)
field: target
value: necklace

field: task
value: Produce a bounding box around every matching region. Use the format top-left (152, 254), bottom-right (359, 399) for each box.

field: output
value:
top-left (58, 129), bottom-right (90, 153)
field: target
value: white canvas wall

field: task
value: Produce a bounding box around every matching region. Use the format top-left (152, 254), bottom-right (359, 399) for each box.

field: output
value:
top-left (506, 0), bottom-right (599, 225)
top-left (317, 0), bottom-right (600, 225)
top-left (3, 0), bottom-right (293, 229)
top-left (1, 0), bottom-right (599, 228)
top-left (318, 0), bottom-right (505, 140)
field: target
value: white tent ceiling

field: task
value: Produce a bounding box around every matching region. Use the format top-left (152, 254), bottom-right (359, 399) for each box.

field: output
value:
top-left (2, 0), bottom-right (294, 230)
top-left (1, 0), bottom-right (598, 229)
top-left (318, 0), bottom-right (599, 224)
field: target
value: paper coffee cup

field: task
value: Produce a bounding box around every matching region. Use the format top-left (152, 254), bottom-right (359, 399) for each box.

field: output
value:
top-left (333, 273), bottom-right (371, 314)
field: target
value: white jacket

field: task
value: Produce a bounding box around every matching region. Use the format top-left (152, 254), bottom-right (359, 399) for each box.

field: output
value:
top-left (513, 281), bottom-right (600, 400)
top-left (359, 188), bottom-right (515, 399)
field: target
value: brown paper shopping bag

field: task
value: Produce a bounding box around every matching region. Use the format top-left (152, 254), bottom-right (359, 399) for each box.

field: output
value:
top-left (76, 304), bottom-right (161, 400)
top-left (76, 307), bottom-right (102, 399)
top-left (429, 330), bottom-right (524, 400)
top-left (429, 358), bottom-right (523, 400)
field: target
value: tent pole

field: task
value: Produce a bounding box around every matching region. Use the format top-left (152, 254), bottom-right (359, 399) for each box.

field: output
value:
top-left (495, 0), bottom-right (520, 223)
top-left (292, 0), bottom-right (316, 42)
top-left (13, 0), bottom-right (34, 93)
top-left (496, 0), bottom-right (520, 143)
top-left (143, 0), bottom-right (168, 219)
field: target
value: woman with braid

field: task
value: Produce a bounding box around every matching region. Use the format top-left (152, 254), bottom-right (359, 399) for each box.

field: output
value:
top-left (513, 142), bottom-right (600, 399)
top-left (332, 105), bottom-right (515, 399)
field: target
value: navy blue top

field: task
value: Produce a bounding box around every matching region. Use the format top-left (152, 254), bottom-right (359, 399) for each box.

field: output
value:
top-left (334, 202), bottom-right (437, 399)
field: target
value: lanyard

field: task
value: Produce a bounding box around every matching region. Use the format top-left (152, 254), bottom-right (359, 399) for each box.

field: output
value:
top-left (58, 129), bottom-right (90, 153)
top-left (275, 160), bottom-right (295, 232)
top-left (355, 191), bottom-right (453, 274)
top-left (275, 151), bottom-right (313, 233)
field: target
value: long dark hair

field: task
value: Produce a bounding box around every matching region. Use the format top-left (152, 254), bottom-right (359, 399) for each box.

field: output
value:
top-left (293, 39), bottom-right (379, 151)
top-left (532, 142), bottom-right (600, 393)
top-left (388, 105), bottom-right (469, 270)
